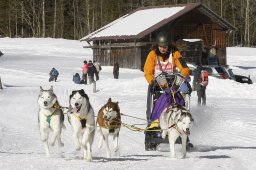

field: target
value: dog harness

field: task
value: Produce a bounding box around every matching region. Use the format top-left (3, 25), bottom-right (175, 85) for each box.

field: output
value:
top-left (70, 111), bottom-right (88, 129)
top-left (46, 101), bottom-right (62, 124)
top-left (167, 124), bottom-right (181, 135)
top-left (103, 118), bottom-right (121, 133)
top-left (46, 109), bottom-right (57, 124)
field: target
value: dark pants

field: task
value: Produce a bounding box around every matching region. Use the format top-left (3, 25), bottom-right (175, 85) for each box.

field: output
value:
top-left (114, 72), bottom-right (119, 79)
top-left (146, 85), bottom-right (153, 122)
top-left (197, 87), bottom-right (206, 105)
top-left (82, 74), bottom-right (87, 84)
top-left (95, 71), bottom-right (99, 80)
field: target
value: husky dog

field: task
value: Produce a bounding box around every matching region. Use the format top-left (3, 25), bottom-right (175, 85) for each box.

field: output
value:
top-left (38, 86), bottom-right (64, 156)
top-left (96, 98), bottom-right (121, 158)
top-left (68, 89), bottom-right (95, 161)
top-left (160, 104), bottom-right (193, 159)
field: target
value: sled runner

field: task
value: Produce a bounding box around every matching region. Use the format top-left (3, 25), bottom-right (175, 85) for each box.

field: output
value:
top-left (145, 73), bottom-right (192, 151)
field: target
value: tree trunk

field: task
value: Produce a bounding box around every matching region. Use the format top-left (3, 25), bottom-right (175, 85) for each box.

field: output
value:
top-left (21, 4), bottom-right (24, 37)
top-left (245, 0), bottom-right (249, 46)
top-left (86, 0), bottom-right (90, 33)
top-left (53, 0), bottom-right (57, 38)
top-left (8, 0), bottom-right (11, 37)
top-left (42, 0), bottom-right (45, 37)
top-left (73, 0), bottom-right (76, 39)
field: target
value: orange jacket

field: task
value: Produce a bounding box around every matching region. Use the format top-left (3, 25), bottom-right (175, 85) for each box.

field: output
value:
top-left (144, 50), bottom-right (190, 84)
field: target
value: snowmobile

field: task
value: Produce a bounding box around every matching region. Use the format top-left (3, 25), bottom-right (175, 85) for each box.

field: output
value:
top-left (144, 72), bottom-right (192, 151)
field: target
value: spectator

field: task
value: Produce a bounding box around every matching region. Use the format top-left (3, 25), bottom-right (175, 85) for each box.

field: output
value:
top-left (193, 65), bottom-right (207, 106)
top-left (81, 60), bottom-right (88, 84)
top-left (87, 60), bottom-right (97, 84)
top-left (0, 50), bottom-right (3, 57)
top-left (73, 73), bottom-right (81, 84)
top-left (49, 67), bottom-right (59, 82)
top-left (208, 47), bottom-right (219, 66)
top-left (113, 62), bottom-right (119, 79)
top-left (93, 60), bottom-right (101, 81)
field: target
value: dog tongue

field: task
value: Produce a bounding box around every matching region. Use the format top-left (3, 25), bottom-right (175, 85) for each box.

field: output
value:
top-left (71, 107), bottom-right (80, 113)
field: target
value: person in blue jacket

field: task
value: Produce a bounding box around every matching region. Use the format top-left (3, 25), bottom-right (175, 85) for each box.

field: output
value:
top-left (73, 73), bottom-right (81, 84)
top-left (49, 67), bottom-right (59, 82)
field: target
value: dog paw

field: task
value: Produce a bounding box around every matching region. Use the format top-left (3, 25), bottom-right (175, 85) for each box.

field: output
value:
top-left (50, 142), bottom-right (55, 147)
top-left (85, 157), bottom-right (92, 162)
top-left (75, 146), bottom-right (81, 151)
top-left (162, 132), bottom-right (167, 139)
top-left (106, 153), bottom-right (111, 158)
top-left (113, 146), bottom-right (119, 152)
top-left (59, 142), bottom-right (64, 147)
top-left (46, 153), bottom-right (50, 158)
top-left (170, 155), bottom-right (177, 159)
top-left (180, 153), bottom-right (186, 159)
top-left (41, 137), bottom-right (47, 142)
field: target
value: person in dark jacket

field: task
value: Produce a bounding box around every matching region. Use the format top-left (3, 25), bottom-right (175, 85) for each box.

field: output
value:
top-left (113, 62), bottom-right (119, 79)
top-left (87, 60), bottom-right (97, 84)
top-left (0, 50), bottom-right (3, 57)
top-left (193, 65), bottom-right (207, 106)
top-left (49, 67), bottom-right (59, 82)
top-left (73, 73), bottom-right (81, 84)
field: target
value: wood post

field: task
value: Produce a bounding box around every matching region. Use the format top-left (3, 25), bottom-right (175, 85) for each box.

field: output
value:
top-left (0, 77), bottom-right (3, 89)
top-left (93, 80), bottom-right (96, 93)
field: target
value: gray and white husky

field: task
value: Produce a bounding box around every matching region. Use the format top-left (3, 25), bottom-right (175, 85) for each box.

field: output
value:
top-left (68, 89), bottom-right (95, 161)
top-left (38, 86), bottom-right (64, 157)
top-left (160, 104), bottom-right (193, 159)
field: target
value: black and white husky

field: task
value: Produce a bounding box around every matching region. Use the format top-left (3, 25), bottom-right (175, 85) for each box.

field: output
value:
top-left (160, 105), bottom-right (193, 159)
top-left (38, 86), bottom-right (64, 157)
top-left (68, 89), bottom-right (95, 161)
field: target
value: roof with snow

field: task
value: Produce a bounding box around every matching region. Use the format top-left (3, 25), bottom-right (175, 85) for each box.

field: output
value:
top-left (81, 3), bottom-right (235, 42)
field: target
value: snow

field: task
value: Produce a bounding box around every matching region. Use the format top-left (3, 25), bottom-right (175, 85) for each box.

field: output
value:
top-left (1, 38), bottom-right (256, 170)
top-left (183, 39), bottom-right (202, 42)
top-left (81, 6), bottom-right (185, 40)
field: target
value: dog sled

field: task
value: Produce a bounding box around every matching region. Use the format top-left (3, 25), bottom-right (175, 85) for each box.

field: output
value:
top-left (145, 72), bottom-right (192, 151)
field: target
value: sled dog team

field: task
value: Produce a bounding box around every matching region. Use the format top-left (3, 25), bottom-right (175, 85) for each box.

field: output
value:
top-left (38, 86), bottom-right (193, 161)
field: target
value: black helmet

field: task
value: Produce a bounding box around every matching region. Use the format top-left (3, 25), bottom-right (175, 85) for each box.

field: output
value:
top-left (156, 31), bottom-right (170, 46)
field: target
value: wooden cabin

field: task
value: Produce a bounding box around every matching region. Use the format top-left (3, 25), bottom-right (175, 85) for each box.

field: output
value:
top-left (81, 3), bottom-right (235, 70)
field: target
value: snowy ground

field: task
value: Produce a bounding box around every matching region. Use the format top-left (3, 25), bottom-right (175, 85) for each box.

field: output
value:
top-left (0, 38), bottom-right (256, 170)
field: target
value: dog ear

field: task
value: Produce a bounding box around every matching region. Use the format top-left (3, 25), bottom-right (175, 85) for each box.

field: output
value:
top-left (108, 98), bottom-right (112, 102)
top-left (40, 86), bottom-right (43, 92)
top-left (50, 86), bottom-right (53, 91)
top-left (79, 89), bottom-right (89, 100)
top-left (79, 89), bottom-right (85, 96)
top-left (70, 90), bottom-right (77, 99)
top-left (189, 113), bottom-right (194, 122)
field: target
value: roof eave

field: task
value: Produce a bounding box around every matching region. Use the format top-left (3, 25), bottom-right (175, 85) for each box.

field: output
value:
top-left (199, 4), bottom-right (236, 31)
